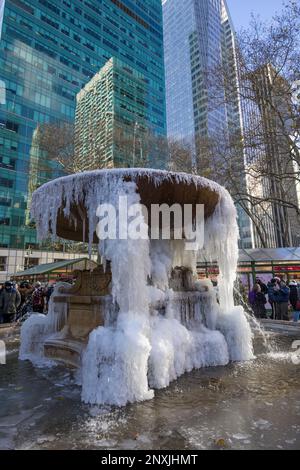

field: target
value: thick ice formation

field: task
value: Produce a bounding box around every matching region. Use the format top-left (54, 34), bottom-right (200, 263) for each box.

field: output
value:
top-left (81, 182), bottom-right (154, 405)
top-left (19, 282), bottom-right (69, 364)
top-left (22, 169), bottom-right (254, 406)
top-left (30, 169), bottom-right (223, 252)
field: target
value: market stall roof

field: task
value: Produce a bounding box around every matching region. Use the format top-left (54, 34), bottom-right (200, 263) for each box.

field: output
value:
top-left (238, 247), bottom-right (300, 263)
top-left (198, 248), bottom-right (300, 265)
top-left (12, 258), bottom-right (98, 279)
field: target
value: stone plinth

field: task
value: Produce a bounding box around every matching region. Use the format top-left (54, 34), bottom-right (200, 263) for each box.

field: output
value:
top-left (260, 319), bottom-right (300, 336)
top-left (44, 266), bottom-right (113, 367)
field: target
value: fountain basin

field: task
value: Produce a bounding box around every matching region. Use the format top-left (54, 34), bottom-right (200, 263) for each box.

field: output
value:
top-left (44, 337), bottom-right (85, 368)
top-left (31, 169), bottom-right (221, 242)
top-left (261, 319), bottom-right (300, 336)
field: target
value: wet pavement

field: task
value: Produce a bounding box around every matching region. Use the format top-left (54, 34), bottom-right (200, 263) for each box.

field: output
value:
top-left (0, 333), bottom-right (300, 450)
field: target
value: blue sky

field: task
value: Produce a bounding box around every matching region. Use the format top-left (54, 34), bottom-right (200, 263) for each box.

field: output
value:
top-left (226, 0), bottom-right (286, 30)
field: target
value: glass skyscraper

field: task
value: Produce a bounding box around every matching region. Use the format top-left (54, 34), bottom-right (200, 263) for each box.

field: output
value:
top-left (163, 0), bottom-right (229, 146)
top-left (163, 0), bottom-right (254, 248)
top-left (0, 0), bottom-right (166, 253)
top-left (74, 57), bottom-right (153, 170)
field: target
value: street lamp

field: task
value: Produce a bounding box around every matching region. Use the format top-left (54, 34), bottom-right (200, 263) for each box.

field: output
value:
top-left (133, 121), bottom-right (144, 167)
top-left (132, 121), bottom-right (138, 167)
top-left (105, 110), bottom-right (114, 164)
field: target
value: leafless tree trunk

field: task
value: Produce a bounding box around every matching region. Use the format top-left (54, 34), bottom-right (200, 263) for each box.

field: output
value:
top-left (199, 0), bottom-right (300, 247)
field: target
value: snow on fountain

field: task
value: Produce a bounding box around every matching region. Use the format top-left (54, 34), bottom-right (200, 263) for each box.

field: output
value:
top-left (19, 282), bottom-right (69, 364)
top-left (20, 169), bottom-right (254, 406)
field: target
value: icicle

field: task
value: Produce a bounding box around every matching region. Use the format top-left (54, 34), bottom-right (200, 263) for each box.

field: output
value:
top-left (25, 168), bottom-right (254, 406)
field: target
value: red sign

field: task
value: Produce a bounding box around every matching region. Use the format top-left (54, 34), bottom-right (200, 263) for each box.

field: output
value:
top-left (274, 266), bottom-right (300, 272)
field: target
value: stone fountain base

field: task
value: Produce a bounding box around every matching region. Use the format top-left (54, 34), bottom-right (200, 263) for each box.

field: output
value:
top-left (44, 266), bottom-right (113, 367)
top-left (42, 266), bottom-right (210, 368)
top-left (260, 319), bottom-right (300, 336)
top-left (44, 336), bottom-right (86, 368)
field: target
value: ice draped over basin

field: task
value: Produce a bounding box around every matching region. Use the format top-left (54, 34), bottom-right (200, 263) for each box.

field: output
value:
top-left (20, 168), bottom-right (254, 406)
top-left (29, 168), bottom-right (220, 243)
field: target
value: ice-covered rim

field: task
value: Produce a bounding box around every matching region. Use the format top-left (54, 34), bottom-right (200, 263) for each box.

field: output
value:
top-left (31, 168), bottom-right (234, 246)
top-left (32, 167), bottom-right (226, 195)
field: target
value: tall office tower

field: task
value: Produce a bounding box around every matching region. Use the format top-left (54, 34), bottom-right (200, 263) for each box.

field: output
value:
top-left (239, 74), bottom-right (279, 249)
top-left (74, 57), bottom-right (152, 170)
top-left (251, 64), bottom-right (300, 247)
top-left (0, 0), bottom-right (166, 271)
top-left (163, 0), bottom-right (254, 248)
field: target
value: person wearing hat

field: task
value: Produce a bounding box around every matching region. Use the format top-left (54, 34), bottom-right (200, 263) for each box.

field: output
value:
top-left (0, 281), bottom-right (21, 324)
top-left (31, 282), bottom-right (45, 313)
top-left (18, 280), bottom-right (33, 306)
top-left (273, 279), bottom-right (290, 321)
top-left (289, 280), bottom-right (299, 310)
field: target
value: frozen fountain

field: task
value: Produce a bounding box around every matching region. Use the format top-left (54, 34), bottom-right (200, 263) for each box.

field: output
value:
top-left (19, 169), bottom-right (254, 406)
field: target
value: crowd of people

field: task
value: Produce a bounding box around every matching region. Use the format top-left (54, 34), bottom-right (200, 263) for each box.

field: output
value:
top-left (248, 277), bottom-right (300, 321)
top-left (1, 275), bottom-right (300, 325)
top-left (0, 280), bottom-right (55, 324)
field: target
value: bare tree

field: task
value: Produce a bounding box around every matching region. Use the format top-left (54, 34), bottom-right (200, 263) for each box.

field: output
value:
top-left (37, 122), bottom-right (76, 173)
top-left (197, 0), bottom-right (300, 247)
top-left (167, 138), bottom-right (194, 173)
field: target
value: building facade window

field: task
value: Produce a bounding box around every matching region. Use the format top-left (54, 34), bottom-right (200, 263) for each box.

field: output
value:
top-left (0, 257), bottom-right (7, 271)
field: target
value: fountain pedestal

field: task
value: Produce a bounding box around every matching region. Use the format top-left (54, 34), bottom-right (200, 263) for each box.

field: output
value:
top-left (44, 266), bottom-right (112, 367)
top-left (43, 265), bottom-right (211, 367)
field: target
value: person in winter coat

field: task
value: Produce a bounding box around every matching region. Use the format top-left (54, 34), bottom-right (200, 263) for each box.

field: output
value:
top-left (267, 278), bottom-right (277, 319)
top-left (18, 280), bottom-right (33, 308)
top-left (249, 284), bottom-right (267, 318)
top-left (31, 282), bottom-right (45, 313)
top-left (0, 281), bottom-right (21, 323)
top-left (289, 280), bottom-right (299, 310)
top-left (289, 280), bottom-right (300, 322)
top-left (256, 278), bottom-right (268, 295)
top-left (273, 279), bottom-right (290, 321)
